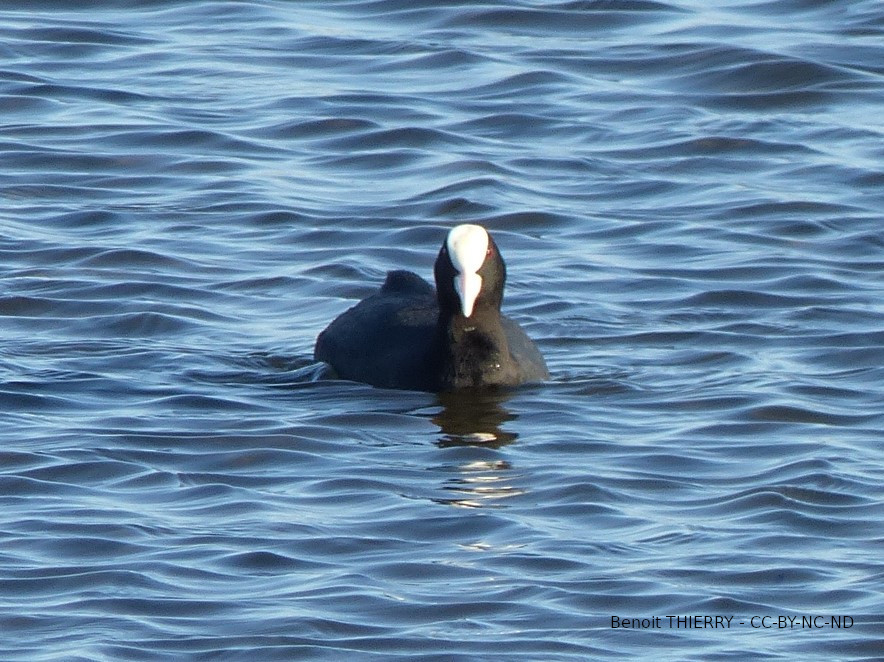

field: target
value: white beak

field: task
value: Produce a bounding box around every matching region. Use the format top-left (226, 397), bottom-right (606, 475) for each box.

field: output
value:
top-left (446, 224), bottom-right (489, 319)
top-left (455, 272), bottom-right (483, 318)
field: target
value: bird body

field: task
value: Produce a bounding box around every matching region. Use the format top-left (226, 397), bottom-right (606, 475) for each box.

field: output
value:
top-left (314, 225), bottom-right (548, 392)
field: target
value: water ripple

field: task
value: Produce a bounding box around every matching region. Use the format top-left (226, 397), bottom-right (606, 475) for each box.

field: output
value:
top-left (1, 0), bottom-right (882, 659)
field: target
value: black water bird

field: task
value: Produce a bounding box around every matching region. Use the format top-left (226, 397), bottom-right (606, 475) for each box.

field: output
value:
top-left (314, 224), bottom-right (549, 392)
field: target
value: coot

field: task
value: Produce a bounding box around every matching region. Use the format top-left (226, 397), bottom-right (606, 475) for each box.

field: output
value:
top-left (314, 224), bottom-right (549, 392)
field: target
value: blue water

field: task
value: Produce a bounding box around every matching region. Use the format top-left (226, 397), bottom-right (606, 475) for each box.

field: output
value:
top-left (1, 1), bottom-right (883, 659)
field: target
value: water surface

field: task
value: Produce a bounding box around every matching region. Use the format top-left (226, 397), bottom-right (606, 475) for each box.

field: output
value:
top-left (1, 1), bottom-right (883, 659)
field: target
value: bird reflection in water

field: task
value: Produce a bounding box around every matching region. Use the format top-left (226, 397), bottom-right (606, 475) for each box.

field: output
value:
top-left (431, 389), bottom-right (524, 508)
top-left (433, 389), bottom-right (518, 448)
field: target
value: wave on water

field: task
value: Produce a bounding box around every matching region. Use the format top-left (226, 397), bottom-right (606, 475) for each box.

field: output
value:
top-left (1, 0), bottom-right (882, 659)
